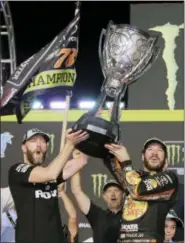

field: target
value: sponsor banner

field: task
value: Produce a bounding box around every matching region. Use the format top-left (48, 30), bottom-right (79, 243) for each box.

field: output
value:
top-left (1, 113), bottom-right (183, 242)
top-left (130, 3), bottom-right (184, 110)
top-left (1, 120), bottom-right (183, 186)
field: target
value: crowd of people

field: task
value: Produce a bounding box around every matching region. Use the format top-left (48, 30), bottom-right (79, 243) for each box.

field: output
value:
top-left (1, 128), bottom-right (184, 243)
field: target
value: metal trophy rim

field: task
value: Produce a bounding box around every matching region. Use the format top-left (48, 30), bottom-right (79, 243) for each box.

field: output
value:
top-left (102, 20), bottom-right (114, 77)
top-left (99, 21), bottom-right (160, 87)
top-left (105, 22), bottom-right (158, 40)
top-left (98, 29), bottom-right (106, 79)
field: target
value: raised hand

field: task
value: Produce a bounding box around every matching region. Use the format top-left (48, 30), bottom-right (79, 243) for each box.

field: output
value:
top-left (104, 143), bottom-right (130, 162)
top-left (66, 129), bottom-right (89, 146)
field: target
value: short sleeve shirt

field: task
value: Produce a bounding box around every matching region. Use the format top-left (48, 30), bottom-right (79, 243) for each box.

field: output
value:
top-left (8, 163), bottom-right (66, 243)
top-left (86, 201), bottom-right (122, 243)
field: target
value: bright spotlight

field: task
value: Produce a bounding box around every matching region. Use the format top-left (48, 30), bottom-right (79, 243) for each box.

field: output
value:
top-left (50, 101), bottom-right (66, 109)
top-left (106, 102), bottom-right (125, 109)
top-left (78, 101), bottom-right (96, 109)
top-left (32, 101), bottom-right (43, 109)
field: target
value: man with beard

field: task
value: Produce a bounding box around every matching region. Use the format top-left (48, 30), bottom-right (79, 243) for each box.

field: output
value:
top-left (104, 138), bottom-right (178, 243)
top-left (8, 128), bottom-right (89, 243)
top-left (71, 149), bottom-right (125, 243)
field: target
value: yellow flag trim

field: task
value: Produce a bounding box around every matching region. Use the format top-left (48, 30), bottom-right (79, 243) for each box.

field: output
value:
top-left (24, 69), bottom-right (76, 95)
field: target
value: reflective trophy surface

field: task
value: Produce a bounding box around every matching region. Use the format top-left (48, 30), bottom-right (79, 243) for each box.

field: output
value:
top-left (73, 21), bottom-right (160, 158)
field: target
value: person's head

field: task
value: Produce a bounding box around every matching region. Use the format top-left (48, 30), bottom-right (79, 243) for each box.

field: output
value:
top-left (102, 180), bottom-right (124, 212)
top-left (164, 219), bottom-right (177, 241)
top-left (164, 209), bottom-right (184, 241)
top-left (142, 138), bottom-right (168, 172)
top-left (21, 128), bottom-right (50, 165)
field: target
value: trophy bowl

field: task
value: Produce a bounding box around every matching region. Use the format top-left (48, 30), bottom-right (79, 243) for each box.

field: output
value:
top-left (73, 21), bottom-right (160, 158)
top-left (73, 114), bottom-right (116, 158)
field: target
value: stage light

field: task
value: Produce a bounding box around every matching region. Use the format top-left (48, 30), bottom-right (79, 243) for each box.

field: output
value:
top-left (50, 101), bottom-right (66, 109)
top-left (106, 101), bottom-right (125, 109)
top-left (78, 101), bottom-right (96, 109)
top-left (32, 101), bottom-right (43, 109)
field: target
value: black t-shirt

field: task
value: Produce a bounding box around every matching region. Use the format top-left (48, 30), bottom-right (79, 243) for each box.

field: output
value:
top-left (86, 201), bottom-right (122, 243)
top-left (8, 163), bottom-right (66, 243)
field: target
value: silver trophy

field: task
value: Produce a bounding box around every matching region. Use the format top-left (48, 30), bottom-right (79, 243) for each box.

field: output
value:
top-left (73, 21), bottom-right (160, 158)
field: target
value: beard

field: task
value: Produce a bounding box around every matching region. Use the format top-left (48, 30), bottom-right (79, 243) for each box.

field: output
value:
top-left (26, 149), bottom-right (47, 165)
top-left (143, 155), bottom-right (166, 172)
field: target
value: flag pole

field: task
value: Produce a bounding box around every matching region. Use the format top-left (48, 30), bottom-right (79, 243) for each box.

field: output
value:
top-left (59, 1), bottom-right (81, 152)
top-left (59, 91), bottom-right (72, 152)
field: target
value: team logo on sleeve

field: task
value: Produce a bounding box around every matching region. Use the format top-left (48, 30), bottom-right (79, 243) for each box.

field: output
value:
top-left (126, 171), bottom-right (141, 185)
top-left (15, 164), bottom-right (31, 173)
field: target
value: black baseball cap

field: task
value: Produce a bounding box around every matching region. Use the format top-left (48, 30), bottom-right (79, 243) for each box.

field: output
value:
top-left (143, 137), bottom-right (167, 154)
top-left (166, 209), bottom-right (184, 228)
top-left (102, 179), bottom-right (123, 192)
top-left (22, 128), bottom-right (50, 144)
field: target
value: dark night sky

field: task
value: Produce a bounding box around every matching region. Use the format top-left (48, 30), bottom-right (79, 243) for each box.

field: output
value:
top-left (8, 1), bottom-right (130, 106)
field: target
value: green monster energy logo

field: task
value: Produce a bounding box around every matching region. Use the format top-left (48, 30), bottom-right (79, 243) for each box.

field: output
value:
top-left (46, 133), bottom-right (55, 154)
top-left (91, 174), bottom-right (108, 198)
top-left (166, 142), bottom-right (184, 166)
top-left (150, 23), bottom-right (184, 110)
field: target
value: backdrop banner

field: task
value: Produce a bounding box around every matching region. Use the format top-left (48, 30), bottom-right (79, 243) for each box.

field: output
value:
top-left (1, 110), bottom-right (184, 242)
top-left (129, 3), bottom-right (184, 110)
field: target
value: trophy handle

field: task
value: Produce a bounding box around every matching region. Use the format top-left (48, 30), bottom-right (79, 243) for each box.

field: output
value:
top-left (99, 28), bottom-right (106, 79)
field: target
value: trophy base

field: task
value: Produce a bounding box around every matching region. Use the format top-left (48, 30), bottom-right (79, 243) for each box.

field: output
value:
top-left (72, 114), bottom-right (116, 158)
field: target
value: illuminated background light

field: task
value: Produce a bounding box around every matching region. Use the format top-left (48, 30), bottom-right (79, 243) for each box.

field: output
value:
top-left (32, 101), bottom-right (43, 109)
top-left (78, 101), bottom-right (96, 109)
top-left (49, 101), bottom-right (66, 109)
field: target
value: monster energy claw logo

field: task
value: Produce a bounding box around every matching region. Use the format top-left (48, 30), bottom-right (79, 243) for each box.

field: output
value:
top-left (150, 23), bottom-right (184, 110)
top-left (164, 141), bottom-right (184, 166)
top-left (91, 174), bottom-right (108, 197)
top-left (46, 133), bottom-right (55, 154)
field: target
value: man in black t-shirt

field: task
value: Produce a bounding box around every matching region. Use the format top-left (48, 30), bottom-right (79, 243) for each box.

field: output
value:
top-left (71, 170), bottom-right (125, 243)
top-left (8, 128), bottom-right (89, 243)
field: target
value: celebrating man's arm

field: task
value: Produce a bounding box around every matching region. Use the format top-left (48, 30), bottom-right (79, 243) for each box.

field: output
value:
top-left (58, 183), bottom-right (78, 242)
top-left (9, 130), bottom-right (89, 184)
top-left (28, 129), bottom-right (89, 183)
top-left (71, 171), bottom-right (91, 215)
top-left (62, 151), bottom-right (89, 181)
top-left (105, 143), bottom-right (178, 201)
